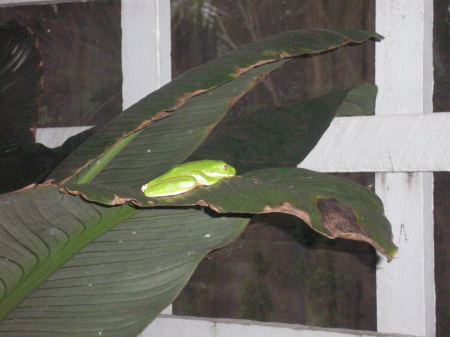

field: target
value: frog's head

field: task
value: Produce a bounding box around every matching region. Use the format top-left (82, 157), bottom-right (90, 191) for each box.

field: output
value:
top-left (205, 160), bottom-right (236, 178)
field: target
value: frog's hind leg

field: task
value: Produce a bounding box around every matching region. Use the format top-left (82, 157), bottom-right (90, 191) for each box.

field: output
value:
top-left (191, 172), bottom-right (221, 185)
top-left (144, 176), bottom-right (198, 197)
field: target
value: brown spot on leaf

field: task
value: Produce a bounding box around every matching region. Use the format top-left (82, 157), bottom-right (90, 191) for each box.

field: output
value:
top-left (174, 89), bottom-right (209, 108)
top-left (62, 185), bottom-right (141, 207)
top-left (228, 68), bottom-right (273, 108)
top-left (195, 200), bottom-right (221, 213)
top-left (14, 183), bottom-right (37, 193)
top-left (316, 198), bottom-right (393, 260)
top-left (61, 188), bottom-right (91, 202)
top-left (111, 194), bottom-right (141, 206)
top-left (234, 59), bottom-right (277, 77)
top-left (13, 179), bottom-right (60, 193)
top-left (135, 110), bottom-right (171, 130)
top-left (227, 91), bottom-right (249, 108)
top-left (316, 198), bottom-right (369, 238)
top-left (278, 51), bottom-right (292, 58)
top-left (262, 202), bottom-right (312, 227)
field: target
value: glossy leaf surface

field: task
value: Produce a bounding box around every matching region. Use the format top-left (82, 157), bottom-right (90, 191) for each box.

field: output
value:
top-left (49, 29), bottom-right (381, 185)
top-left (64, 168), bottom-right (397, 259)
top-left (0, 187), bottom-right (246, 336)
top-left (0, 29), bottom-right (393, 337)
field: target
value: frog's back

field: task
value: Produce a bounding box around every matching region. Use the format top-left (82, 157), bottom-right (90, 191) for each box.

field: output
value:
top-left (146, 159), bottom-right (234, 191)
top-left (169, 160), bottom-right (224, 175)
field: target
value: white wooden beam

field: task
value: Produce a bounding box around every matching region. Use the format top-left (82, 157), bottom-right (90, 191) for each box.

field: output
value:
top-left (375, 1), bottom-right (435, 337)
top-left (141, 315), bottom-right (420, 337)
top-left (35, 126), bottom-right (93, 148)
top-left (375, 0), bottom-right (434, 115)
top-left (299, 113), bottom-right (450, 172)
top-left (0, 0), bottom-right (94, 6)
top-left (375, 173), bottom-right (435, 336)
top-left (122, 0), bottom-right (171, 109)
top-left (34, 0), bottom-right (172, 149)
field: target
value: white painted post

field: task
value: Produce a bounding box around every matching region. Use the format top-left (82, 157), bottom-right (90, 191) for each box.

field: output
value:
top-left (376, 173), bottom-right (435, 335)
top-left (0, 0), bottom-right (47, 5)
top-left (375, 1), bottom-right (435, 337)
top-left (122, 0), bottom-right (171, 110)
top-left (28, 0), bottom-right (172, 155)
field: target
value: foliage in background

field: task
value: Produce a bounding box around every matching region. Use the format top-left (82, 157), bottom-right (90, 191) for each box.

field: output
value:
top-left (0, 22), bottom-right (96, 193)
top-left (0, 1), bottom-right (122, 127)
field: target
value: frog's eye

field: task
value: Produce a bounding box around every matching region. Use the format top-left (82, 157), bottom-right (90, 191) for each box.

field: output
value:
top-left (222, 165), bottom-right (228, 170)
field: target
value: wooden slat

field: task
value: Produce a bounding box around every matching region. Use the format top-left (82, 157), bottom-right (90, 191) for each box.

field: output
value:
top-left (0, 0), bottom-right (91, 6)
top-left (35, 126), bottom-right (93, 148)
top-left (375, 173), bottom-right (435, 336)
top-left (299, 113), bottom-right (450, 172)
top-left (374, 1), bottom-right (436, 337)
top-left (375, 1), bottom-right (434, 116)
top-left (122, 0), bottom-right (171, 109)
top-left (140, 315), bottom-right (421, 337)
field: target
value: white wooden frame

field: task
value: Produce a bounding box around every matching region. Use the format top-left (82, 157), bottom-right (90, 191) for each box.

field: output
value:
top-left (2, 0), bottom-right (448, 336)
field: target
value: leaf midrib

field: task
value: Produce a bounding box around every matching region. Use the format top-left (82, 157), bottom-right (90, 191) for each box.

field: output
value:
top-left (0, 203), bottom-right (138, 321)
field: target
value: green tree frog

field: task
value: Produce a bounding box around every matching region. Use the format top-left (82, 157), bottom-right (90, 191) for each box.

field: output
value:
top-left (141, 160), bottom-right (236, 197)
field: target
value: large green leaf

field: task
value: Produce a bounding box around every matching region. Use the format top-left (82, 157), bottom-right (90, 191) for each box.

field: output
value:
top-left (335, 83), bottom-right (378, 117)
top-left (63, 168), bottom-right (397, 259)
top-left (151, 168), bottom-right (397, 258)
top-left (85, 60), bottom-right (289, 187)
top-left (0, 187), bottom-right (246, 336)
top-left (187, 87), bottom-right (364, 173)
top-left (0, 187), bottom-right (137, 321)
top-left (48, 29), bottom-right (381, 185)
top-left (0, 29), bottom-right (393, 337)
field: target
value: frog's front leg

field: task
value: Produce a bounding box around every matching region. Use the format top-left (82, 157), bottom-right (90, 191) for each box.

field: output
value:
top-left (142, 176), bottom-right (198, 197)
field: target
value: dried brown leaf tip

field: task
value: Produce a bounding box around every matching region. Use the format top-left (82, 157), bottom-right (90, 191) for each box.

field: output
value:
top-left (316, 198), bottom-right (370, 238)
top-left (315, 197), bottom-right (392, 259)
